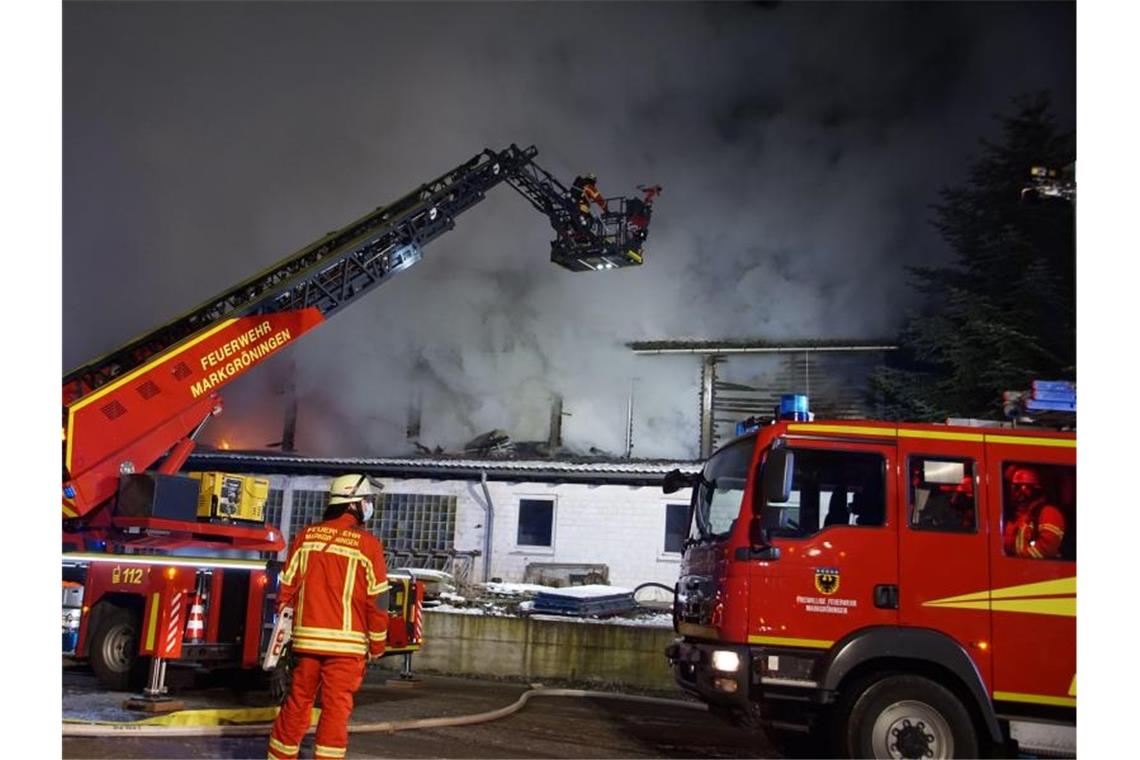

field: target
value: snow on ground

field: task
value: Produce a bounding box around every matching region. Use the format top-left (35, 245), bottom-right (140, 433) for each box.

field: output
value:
top-left (525, 612), bottom-right (674, 628)
top-left (426, 603), bottom-right (672, 628)
top-left (480, 582), bottom-right (637, 598)
top-left (481, 581), bottom-right (560, 596)
top-left (531, 584), bottom-right (633, 598)
top-left (429, 603), bottom-right (502, 616)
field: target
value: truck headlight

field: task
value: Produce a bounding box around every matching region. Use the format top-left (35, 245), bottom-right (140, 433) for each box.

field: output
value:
top-left (712, 650), bottom-right (741, 673)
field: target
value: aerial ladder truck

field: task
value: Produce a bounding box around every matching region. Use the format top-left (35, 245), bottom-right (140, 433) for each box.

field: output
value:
top-left (61, 144), bottom-right (661, 696)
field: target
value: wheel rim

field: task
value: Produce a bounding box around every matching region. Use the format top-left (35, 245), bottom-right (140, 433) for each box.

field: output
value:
top-left (871, 699), bottom-right (954, 759)
top-left (100, 623), bottom-right (137, 673)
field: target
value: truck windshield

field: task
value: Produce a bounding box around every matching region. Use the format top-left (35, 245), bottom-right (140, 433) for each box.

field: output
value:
top-left (691, 436), bottom-right (755, 540)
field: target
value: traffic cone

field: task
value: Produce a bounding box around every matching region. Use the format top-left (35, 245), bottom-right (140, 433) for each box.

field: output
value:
top-left (185, 591), bottom-right (206, 643)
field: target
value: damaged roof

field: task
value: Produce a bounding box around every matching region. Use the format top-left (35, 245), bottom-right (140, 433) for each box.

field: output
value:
top-left (185, 452), bottom-right (701, 487)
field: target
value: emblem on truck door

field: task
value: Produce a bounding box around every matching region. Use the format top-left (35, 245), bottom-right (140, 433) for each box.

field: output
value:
top-left (815, 567), bottom-right (840, 595)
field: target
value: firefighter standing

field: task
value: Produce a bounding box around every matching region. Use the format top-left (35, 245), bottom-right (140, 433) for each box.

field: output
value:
top-left (268, 474), bottom-right (389, 760)
top-left (1003, 466), bottom-right (1066, 559)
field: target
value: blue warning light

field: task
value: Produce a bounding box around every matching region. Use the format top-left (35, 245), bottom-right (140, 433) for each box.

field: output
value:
top-left (779, 394), bottom-right (810, 421)
top-left (735, 417), bottom-right (762, 436)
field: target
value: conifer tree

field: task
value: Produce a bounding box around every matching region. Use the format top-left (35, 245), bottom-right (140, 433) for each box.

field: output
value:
top-left (871, 93), bottom-right (1075, 420)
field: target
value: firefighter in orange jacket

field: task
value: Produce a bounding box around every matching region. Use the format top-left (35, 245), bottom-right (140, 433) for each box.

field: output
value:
top-left (571, 173), bottom-right (608, 215)
top-left (1003, 466), bottom-right (1066, 559)
top-left (268, 474), bottom-right (389, 760)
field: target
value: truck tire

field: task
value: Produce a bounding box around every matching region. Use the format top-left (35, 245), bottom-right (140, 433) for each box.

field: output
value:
top-left (89, 604), bottom-right (146, 691)
top-left (842, 674), bottom-right (978, 759)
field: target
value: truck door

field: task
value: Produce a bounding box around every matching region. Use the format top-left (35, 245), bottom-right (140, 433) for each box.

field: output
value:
top-left (752, 441), bottom-right (898, 650)
top-left (896, 436), bottom-right (992, 690)
top-left (984, 439), bottom-right (1076, 711)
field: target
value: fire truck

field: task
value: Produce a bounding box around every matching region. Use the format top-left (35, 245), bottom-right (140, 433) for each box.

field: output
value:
top-left (664, 395), bottom-right (1076, 758)
top-left (62, 144), bottom-right (660, 696)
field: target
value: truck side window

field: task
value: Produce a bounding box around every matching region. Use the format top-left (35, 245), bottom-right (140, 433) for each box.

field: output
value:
top-left (1001, 462), bottom-right (1076, 561)
top-left (762, 448), bottom-right (885, 538)
top-left (908, 457), bottom-right (977, 533)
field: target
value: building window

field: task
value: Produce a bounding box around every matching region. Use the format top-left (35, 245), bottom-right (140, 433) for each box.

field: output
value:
top-left (263, 488), bottom-right (285, 530)
top-left (368, 493), bottom-right (457, 568)
top-left (284, 487), bottom-right (457, 569)
top-left (664, 503), bottom-right (689, 554)
top-left (1001, 462), bottom-right (1075, 561)
top-left (907, 457), bottom-right (977, 533)
top-left (517, 498), bottom-right (554, 547)
top-left (289, 489), bottom-right (329, 538)
top-left (762, 448), bottom-right (885, 538)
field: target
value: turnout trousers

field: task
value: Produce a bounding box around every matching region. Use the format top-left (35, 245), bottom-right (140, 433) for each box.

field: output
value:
top-left (268, 653), bottom-right (366, 759)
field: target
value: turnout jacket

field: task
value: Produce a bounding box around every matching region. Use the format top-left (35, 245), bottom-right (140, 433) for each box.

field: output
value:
top-left (278, 512), bottom-right (389, 657)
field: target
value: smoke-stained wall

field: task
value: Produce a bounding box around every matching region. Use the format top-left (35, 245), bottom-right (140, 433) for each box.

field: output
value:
top-left (267, 473), bottom-right (692, 590)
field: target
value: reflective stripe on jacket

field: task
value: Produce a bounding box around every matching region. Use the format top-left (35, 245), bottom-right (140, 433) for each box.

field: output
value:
top-left (278, 512), bottom-right (389, 656)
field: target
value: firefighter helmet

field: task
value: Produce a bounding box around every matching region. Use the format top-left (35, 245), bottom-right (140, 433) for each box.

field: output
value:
top-left (328, 474), bottom-right (382, 521)
top-left (328, 473), bottom-right (381, 504)
top-left (1010, 466), bottom-right (1043, 508)
top-left (1011, 467), bottom-right (1042, 488)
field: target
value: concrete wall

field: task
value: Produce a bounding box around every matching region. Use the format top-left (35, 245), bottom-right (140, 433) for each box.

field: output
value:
top-left (269, 474), bottom-right (692, 590)
top-left (396, 610), bottom-right (679, 692)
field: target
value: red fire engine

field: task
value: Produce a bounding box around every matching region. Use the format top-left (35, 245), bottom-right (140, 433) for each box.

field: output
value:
top-left (62, 144), bottom-right (659, 697)
top-left (664, 395), bottom-right (1076, 758)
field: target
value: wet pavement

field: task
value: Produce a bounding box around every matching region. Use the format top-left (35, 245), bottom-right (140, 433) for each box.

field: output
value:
top-left (62, 664), bottom-right (777, 759)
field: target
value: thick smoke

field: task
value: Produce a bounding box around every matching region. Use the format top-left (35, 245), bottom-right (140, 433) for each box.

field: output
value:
top-left (62, 2), bottom-right (1075, 460)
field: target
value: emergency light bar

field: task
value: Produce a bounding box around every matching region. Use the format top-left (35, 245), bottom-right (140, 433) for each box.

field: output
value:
top-left (60, 553), bottom-right (270, 571)
top-left (735, 394), bottom-right (813, 436)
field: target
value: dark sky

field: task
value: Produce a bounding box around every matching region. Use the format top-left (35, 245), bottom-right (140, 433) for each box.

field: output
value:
top-left (62, 1), bottom-right (1075, 459)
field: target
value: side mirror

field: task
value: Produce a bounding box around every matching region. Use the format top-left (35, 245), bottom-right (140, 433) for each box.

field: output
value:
top-left (662, 468), bottom-right (692, 495)
top-left (763, 449), bottom-right (794, 503)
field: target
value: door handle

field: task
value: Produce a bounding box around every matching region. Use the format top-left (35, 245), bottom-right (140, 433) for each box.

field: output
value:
top-left (874, 584), bottom-right (899, 609)
top-left (734, 546), bottom-right (781, 561)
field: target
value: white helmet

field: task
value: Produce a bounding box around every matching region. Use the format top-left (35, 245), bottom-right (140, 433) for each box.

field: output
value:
top-left (328, 474), bottom-right (382, 521)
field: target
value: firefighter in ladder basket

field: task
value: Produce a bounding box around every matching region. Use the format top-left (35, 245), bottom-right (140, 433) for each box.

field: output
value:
top-left (268, 474), bottom-right (389, 760)
top-left (571, 173), bottom-right (608, 217)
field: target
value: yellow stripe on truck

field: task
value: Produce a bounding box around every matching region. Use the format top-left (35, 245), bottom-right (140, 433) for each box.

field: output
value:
top-left (993, 691), bottom-right (1076, 708)
top-left (788, 424), bottom-right (895, 438)
top-left (922, 576), bottom-right (1076, 617)
top-left (145, 593), bottom-right (160, 650)
top-left (898, 429), bottom-right (984, 443)
top-left (785, 423), bottom-right (1074, 448)
top-left (983, 434), bottom-right (1076, 448)
top-left (747, 635), bottom-right (834, 649)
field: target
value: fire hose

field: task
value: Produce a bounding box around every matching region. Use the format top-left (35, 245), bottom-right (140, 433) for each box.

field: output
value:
top-left (62, 686), bottom-right (706, 738)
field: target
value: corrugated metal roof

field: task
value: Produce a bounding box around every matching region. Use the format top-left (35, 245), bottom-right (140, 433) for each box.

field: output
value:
top-left (185, 452), bottom-right (701, 487)
top-left (628, 338), bottom-right (898, 354)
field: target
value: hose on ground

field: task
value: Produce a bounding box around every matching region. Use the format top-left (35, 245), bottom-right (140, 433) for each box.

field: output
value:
top-left (62, 686), bottom-right (705, 738)
top-left (632, 582), bottom-right (674, 597)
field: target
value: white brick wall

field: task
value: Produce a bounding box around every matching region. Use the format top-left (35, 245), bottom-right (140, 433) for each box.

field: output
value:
top-left (265, 473), bottom-right (692, 590)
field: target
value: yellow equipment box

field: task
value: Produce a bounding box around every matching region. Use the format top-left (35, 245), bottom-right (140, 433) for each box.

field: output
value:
top-left (189, 472), bottom-right (269, 522)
